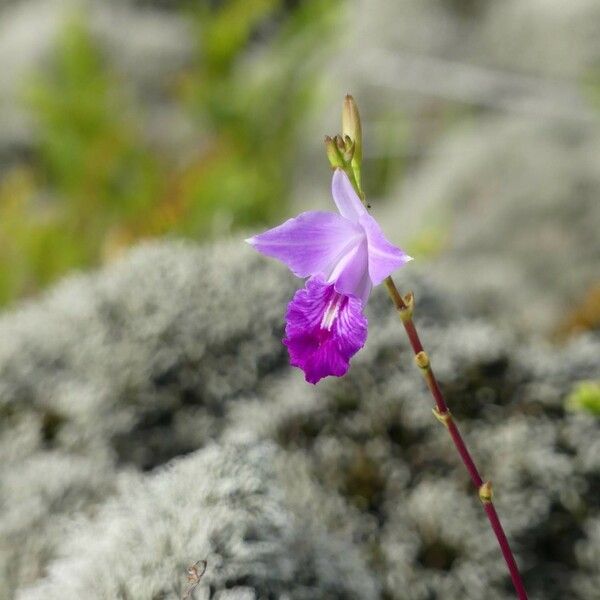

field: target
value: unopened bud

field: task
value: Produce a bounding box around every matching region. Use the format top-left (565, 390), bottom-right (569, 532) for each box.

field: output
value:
top-left (342, 94), bottom-right (362, 165)
top-left (342, 135), bottom-right (355, 162)
top-left (324, 136), bottom-right (344, 168)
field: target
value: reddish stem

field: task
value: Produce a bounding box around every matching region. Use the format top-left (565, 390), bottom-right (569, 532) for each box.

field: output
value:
top-left (384, 277), bottom-right (528, 600)
top-left (335, 144), bottom-right (527, 598)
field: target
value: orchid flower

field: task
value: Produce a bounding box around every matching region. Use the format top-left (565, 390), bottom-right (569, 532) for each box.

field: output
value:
top-left (246, 169), bottom-right (411, 383)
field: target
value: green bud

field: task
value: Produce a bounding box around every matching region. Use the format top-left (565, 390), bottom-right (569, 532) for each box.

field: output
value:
top-left (342, 135), bottom-right (355, 162)
top-left (342, 94), bottom-right (362, 166)
top-left (324, 135), bottom-right (344, 169)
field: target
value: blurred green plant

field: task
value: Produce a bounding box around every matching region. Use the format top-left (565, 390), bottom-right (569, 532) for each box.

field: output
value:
top-left (1, 16), bottom-right (161, 304)
top-left (175, 0), bottom-right (337, 235)
top-left (0, 0), bottom-right (337, 306)
top-left (565, 381), bottom-right (600, 416)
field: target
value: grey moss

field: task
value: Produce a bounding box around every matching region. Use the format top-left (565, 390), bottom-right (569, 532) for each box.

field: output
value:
top-left (18, 443), bottom-right (378, 600)
top-left (0, 238), bottom-right (598, 599)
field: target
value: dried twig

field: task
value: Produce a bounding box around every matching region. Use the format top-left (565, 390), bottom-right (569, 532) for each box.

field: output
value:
top-left (182, 559), bottom-right (207, 600)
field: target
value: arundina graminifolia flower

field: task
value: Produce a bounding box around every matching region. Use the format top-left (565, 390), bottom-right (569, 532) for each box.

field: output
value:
top-left (246, 168), bottom-right (412, 383)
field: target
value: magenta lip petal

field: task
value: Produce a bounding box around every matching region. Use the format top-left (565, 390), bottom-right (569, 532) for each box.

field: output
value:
top-left (331, 169), bottom-right (368, 223)
top-left (283, 278), bottom-right (368, 384)
top-left (359, 212), bottom-right (412, 285)
top-left (246, 210), bottom-right (363, 280)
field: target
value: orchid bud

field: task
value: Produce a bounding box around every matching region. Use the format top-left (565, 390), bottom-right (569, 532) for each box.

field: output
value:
top-left (342, 135), bottom-right (355, 162)
top-left (342, 94), bottom-right (362, 166)
top-left (324, 136), bottom-right (344, 168)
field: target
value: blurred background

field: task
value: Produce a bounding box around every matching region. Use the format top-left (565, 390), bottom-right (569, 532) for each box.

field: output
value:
top-left (1, 0), bottom-right (597, 333)
top-left (0, 1), bottom-right (599, 599)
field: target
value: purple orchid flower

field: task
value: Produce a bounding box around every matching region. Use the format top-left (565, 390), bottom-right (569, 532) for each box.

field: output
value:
top-left (247, 169), bottom-right (412, 383)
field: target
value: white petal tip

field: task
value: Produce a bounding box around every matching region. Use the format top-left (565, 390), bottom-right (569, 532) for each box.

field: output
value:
top-left (244, 237), bottom-right (256, 246)
top-left (405, 255), bottom-right (414, 263)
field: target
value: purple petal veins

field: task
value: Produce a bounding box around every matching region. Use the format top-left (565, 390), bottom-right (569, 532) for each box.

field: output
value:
top-left (284, 278), bottom-right (367, 384)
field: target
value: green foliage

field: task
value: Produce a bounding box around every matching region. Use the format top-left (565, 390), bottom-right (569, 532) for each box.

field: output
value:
top-left (566, 381), bottom-right (600, 416)
top-left (30, 18), bottom-right (161, 211)
top-left (0, 1), bottom-right (337, 306)
top-left (177, 0), bottom-right (337, 236)
top-left (0, 16), bottom-right (164, 305)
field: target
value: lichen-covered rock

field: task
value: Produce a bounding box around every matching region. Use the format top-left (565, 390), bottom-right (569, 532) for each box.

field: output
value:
top-left (0, 240), bottom-right (598, 599)
top-left (0, 240), bottom-right (295, 597)
top-left (0, 452), bottom-right (115, 598)
top-left (0, 240), bottom-right (294, 471)
top-left (573, 517), bottom-right (600, 598)
top-left (18, 443), bottom-right (378, 600)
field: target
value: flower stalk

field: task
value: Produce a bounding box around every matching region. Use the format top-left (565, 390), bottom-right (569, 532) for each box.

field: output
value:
top-left (328, 95), bottom-right (528, 600)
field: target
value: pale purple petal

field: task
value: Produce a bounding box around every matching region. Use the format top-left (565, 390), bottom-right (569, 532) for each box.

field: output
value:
top-left (359, 212), bottom-right (413, 285)
top-left (284, 278), bottom-right (367, 384)
top-left (328, 237), bottom-right (372, 304)
top-left (331, 169), bottom-right (367, 223)
top-left (246, 211), bottom-right (362, 279)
